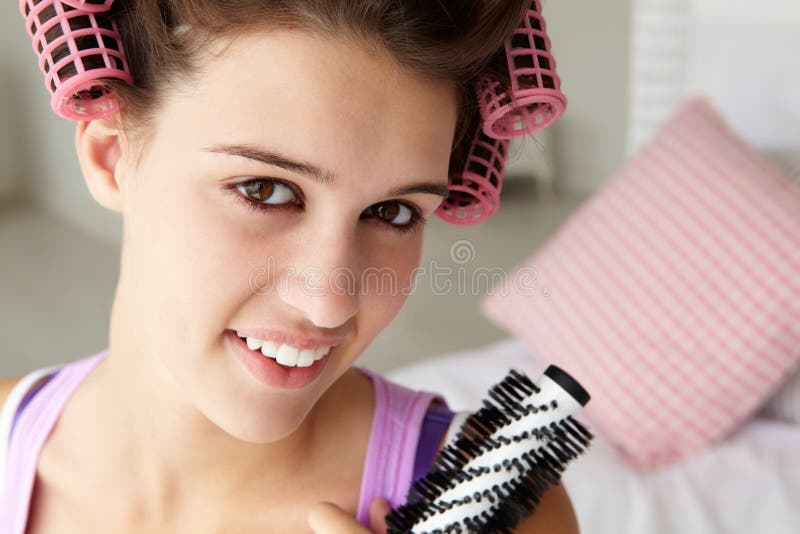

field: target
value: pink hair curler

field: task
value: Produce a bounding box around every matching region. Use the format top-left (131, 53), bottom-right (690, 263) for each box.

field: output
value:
top-left (479, 0), bottom-right (567, 140)
top-left (436, 0), bottom-right (567, 225)
top-left (434, 121), bottom-right (511, 225)
top-left (19, 0), bottom-right (132, 121)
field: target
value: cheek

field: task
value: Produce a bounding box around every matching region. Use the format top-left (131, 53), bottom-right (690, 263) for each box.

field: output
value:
top-left (129, 172), bottom-right (266, 346)
top-left (359, 238), bottom-right (423, 330)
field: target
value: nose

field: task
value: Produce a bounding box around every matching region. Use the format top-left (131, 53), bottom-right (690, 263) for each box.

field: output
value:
top-left (278, 229), bottom-right (360, 329)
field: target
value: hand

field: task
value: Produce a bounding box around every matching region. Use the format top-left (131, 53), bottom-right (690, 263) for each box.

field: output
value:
top-left (308, 497), bottom-right (391, 534)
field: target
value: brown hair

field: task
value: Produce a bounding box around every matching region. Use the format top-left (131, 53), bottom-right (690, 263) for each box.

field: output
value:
top-left (40, 0), bottom-right (533, 174)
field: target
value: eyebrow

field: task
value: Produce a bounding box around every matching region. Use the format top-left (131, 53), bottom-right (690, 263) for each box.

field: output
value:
top-left (203, 143), bottom-right (449, 198)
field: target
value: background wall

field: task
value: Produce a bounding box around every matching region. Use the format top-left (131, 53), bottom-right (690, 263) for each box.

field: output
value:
top-left (0, 13), bottom-right (28, 202)
top-left (546, 0), bottom-right (632, 195)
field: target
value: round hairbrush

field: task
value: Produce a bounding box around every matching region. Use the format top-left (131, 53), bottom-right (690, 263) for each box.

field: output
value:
top-left (386, 365), bottom-right (593, 534)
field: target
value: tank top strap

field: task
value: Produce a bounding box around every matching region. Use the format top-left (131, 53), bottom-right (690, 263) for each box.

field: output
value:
top-left (353, 366), bottom-right (445, 529)
top-left (0, 349), bottom-right (108, 533)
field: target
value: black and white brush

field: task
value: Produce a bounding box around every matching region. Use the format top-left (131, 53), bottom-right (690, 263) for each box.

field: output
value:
top-left (385, 365), bottom-right (593, 534)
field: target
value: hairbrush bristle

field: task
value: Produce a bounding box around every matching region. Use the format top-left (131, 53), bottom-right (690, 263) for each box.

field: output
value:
top-left (402, 417), bottom-right (591, 508)
top-left (386, 366), bottom-right (593, 534)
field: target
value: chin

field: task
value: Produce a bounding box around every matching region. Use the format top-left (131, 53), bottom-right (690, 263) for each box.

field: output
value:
top-left (210, 399), bottom-right (311, 444)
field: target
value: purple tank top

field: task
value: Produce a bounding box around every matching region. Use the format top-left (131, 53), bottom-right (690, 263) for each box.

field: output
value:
top-left (353, 366), bottom-right (452, 528)
top-left (0, 350), bottom-right (452, 531)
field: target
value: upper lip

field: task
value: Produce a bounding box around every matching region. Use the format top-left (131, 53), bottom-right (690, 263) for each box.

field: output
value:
top-left (230, 328), bottom-right (344, 350)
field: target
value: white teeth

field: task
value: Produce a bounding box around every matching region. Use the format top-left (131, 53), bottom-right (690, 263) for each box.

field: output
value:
top-left (275, 345), bottom-right (299, 366)
top-left (246, 337), bottom-right (262, 351)
top-left (296, 349), bottom-right (316, 367)
top-left (238, 332), bottom-right (333, 367)
top-left (260, 340), bottom-right (279, 359)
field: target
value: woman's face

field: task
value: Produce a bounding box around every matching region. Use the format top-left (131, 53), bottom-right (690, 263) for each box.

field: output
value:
top-left (115, 29), bottom-right (458, 442)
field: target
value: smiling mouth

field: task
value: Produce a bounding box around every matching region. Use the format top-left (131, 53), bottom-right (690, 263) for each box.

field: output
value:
top-left (232, 330), bottom-right (333, 368)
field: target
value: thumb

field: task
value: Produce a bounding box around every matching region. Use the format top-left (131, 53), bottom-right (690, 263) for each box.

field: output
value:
top-left (369, 497), bottom-right (392, 534)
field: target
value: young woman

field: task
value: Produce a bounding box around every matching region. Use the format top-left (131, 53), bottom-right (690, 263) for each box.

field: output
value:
top-left (2, 1), bottom-right (579, 532)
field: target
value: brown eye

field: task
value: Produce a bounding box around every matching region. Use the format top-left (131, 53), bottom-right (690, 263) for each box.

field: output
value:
top-left (375, 203), bottom-right (400, 222)
top-left (243, 180), bottom-right (274, 200)
top-left (236, 179), bottom-right (296, 205)
top-left (372, 201), bottom-right (413, 225)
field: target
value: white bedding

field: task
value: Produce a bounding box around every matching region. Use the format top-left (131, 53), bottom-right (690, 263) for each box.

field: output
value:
top-left (386, 338), bottom-right (800, 534)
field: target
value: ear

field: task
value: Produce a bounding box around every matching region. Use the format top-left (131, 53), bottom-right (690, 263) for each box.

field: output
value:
top-left (75, 115), bottom-right (128, 214)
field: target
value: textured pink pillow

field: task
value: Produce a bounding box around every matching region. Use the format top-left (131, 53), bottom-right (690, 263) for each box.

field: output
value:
top-left (481, 96), bottom-right (800, 469)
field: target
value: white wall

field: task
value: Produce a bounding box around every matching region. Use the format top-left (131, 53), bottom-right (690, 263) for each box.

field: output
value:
top-left (544, 0), bottom-right (632, 195)
top-left (0, 10), bottom-right (27, 202)
top-left (0, 81), bottom-right (18, 200)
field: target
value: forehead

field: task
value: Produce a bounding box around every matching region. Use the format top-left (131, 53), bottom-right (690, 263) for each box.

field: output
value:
top-left (152, 29), bottom-right (458, 190)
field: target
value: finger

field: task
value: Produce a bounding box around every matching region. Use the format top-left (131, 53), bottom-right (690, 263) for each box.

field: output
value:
top-left (308, 501), bottom-right (371, 534)
top-left (369, 497), bottom-right (392, 534)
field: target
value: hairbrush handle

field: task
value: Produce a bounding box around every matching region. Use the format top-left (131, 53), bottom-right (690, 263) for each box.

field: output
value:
top-left (490, 365), bottom-right (590, 441)
top-left (386, 365), bottom-right (593, 534)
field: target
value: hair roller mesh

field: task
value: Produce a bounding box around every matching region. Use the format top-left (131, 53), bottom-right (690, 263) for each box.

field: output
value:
top-left (479, 0), bottom-right (567, 140)
top-left (437, 0), bottom-right (566, 225)
top-left (435, 118), bottom-right (511, 225)
top-left (19, 0), bottom-right (132, 121)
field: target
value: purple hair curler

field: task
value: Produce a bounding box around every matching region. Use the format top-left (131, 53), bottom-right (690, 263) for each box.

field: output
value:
top-left (435, 0), bottom-right (567, 225)
top-left (19, 0), bottom-right (132, 121)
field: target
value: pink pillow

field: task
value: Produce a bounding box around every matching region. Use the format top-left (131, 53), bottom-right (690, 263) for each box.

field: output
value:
top-left (481, 96), bottom-right (800, 469)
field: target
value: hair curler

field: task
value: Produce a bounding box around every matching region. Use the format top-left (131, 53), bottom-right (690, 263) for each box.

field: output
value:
top-left (479, 0), bottom-right (567, 140)
top-left (435, 0), bottom-right (567, 225)
top-left (434, 124), bottom-right (511, 224)
top-left (18, 0), bottom-right (132, 121)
